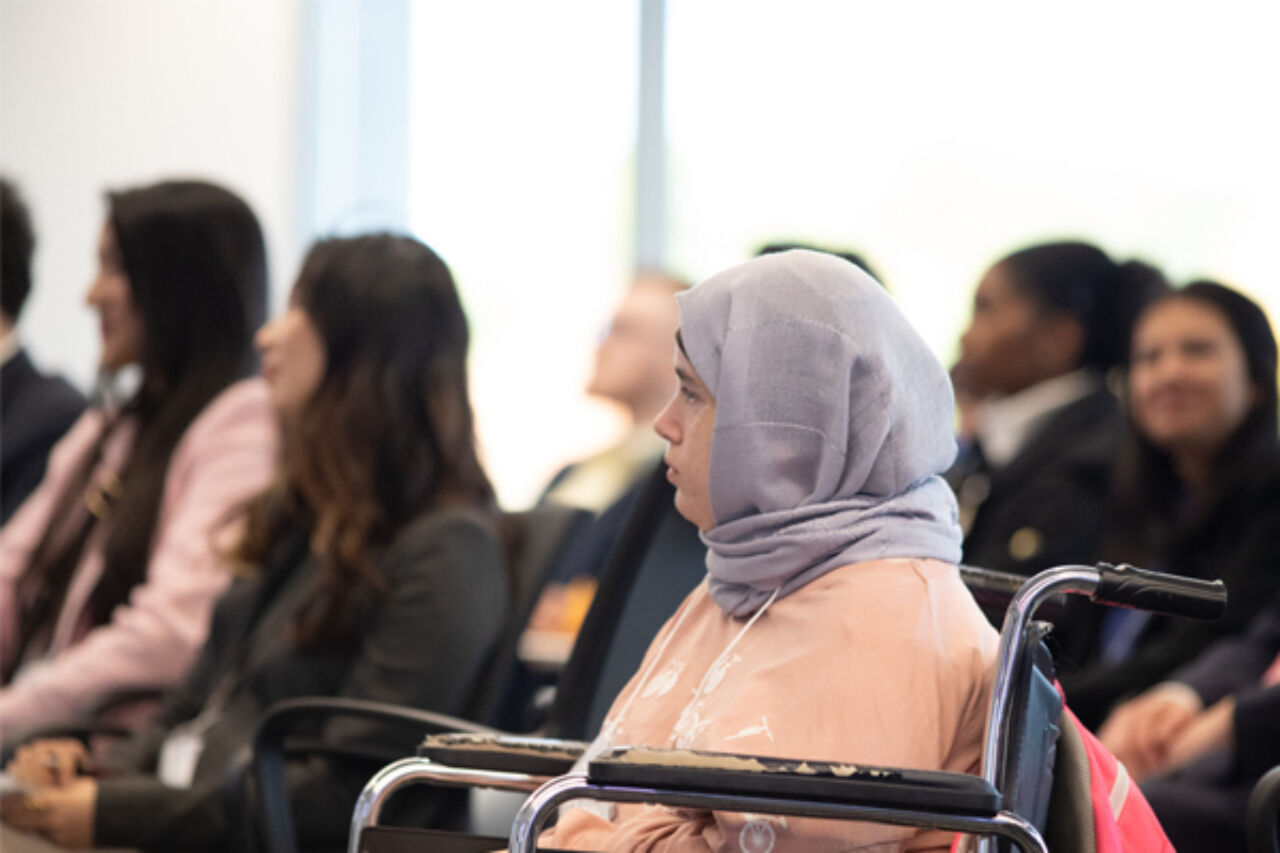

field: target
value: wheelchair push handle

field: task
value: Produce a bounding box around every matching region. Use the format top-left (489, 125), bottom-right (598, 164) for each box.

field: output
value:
top-left (1091, 562), bottom-right (1227, 621)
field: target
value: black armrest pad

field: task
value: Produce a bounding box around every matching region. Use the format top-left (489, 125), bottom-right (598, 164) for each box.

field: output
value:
top-left (256, 696), bottom-right (497, 751)
top-left (588, 747), bottom-right (1001, 816)
top-left (417, 733), bottom-right (588, 776)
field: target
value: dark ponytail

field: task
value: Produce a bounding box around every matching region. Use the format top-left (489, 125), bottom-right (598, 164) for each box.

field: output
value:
top-left (999, 242), bottom-right (1168, 372)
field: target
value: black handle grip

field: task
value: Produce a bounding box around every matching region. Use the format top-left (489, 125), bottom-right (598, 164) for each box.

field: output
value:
top-left (1092, 562), bottom-right (1228, 621)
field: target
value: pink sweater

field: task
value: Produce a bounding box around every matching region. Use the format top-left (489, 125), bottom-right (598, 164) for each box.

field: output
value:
top-left (549, 558), bottom-right (999, 853)
top-left (0, 379), bottom-right (278, 744)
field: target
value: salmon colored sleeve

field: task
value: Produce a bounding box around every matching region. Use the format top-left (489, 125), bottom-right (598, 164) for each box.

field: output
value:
top-left (0, 382), bottom-right (278, 743)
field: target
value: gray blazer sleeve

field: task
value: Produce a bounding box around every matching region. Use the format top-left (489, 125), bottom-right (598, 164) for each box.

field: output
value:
top-left (94, 508), bottom-right (508, 850)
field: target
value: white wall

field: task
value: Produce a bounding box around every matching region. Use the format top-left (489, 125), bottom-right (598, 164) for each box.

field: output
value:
top-left (0, 0), bottom-right (304, 390)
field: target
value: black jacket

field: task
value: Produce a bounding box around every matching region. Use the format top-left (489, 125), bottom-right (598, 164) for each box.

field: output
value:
top-left (93, 507), bottom-right (507, 851)
top-left (0, 349), bottom-right (85, 525)
top-left (957, 384), bottom-right (1123, 576)
top-left (1169, 583), bottom-right (1280, 780)
top-left (1060, 443), bottom-right (1280, 728)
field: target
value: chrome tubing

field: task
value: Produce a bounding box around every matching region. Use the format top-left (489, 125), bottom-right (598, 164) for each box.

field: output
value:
top-left (347, 757), bottom-right (549, 853)
top-left (508, 774), bottom-right (1046, 853)
top-left (976, 564), bottom-right (1101, 853)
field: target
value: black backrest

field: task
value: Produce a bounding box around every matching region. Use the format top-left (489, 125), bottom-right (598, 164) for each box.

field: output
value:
top-left (464, 504), bottom-right (593, 724)
top-left (997, 623), bottom-right (1063, 841)
top-left (547, 462), bottom-right (706, 739)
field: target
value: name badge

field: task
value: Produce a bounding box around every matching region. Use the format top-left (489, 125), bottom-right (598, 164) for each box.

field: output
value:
top-left (157, 726), bottom-right (206, 789)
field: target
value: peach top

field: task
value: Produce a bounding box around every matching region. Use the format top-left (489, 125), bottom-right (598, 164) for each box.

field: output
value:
top-left (549, 558), bottom-right (999, 853)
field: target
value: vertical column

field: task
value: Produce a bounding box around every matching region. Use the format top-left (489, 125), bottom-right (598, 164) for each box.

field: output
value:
top-left (635, 0), bottom-right (667, 269)
top-left (298, 0), bottom-right (410, 245)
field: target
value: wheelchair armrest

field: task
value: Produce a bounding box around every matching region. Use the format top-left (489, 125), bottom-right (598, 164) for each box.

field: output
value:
top-left (1247, 763), bottom-right (1280, 853)
top-left (587, 746), bottom-right (1002, 817)
top-left (417, 733), bottom-right (587, 777)
top-left (252, 697), bottom-right (498, 853)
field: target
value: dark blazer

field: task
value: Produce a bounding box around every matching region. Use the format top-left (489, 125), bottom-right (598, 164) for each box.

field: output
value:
top-left (1172, 584), bottom-right (1280, 780)
top-left (957, 384), bottom-right (1123, 576)
top-left (1060, 444), bottom-right (1280, 728)
top-left (92, 506), bottom-right (508, 851)
top-left (0, 349), bottom-right (85, 525)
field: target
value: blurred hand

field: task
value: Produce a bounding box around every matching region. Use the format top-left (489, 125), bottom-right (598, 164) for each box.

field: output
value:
top-left (1164, 696), bottom-right (1236, 772)
top-left (6, 739), bottom-right (90, 788)
top-left (1099, 687), bottom-right (1198, 780)
top-left (0, 776), bottom-right (97, 848)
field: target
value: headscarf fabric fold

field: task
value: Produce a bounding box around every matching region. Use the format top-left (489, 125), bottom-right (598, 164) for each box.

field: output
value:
top-left (676, 250), bottom-right (962, 617)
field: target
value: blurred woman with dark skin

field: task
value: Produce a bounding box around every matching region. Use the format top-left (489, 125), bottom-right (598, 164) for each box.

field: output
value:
top-left (0, 234), bottom-right (508, 851)
top-left (1062, 281), bottom-right (1280, 729)
top-left (950, 241), bottom-right (1166, 576)
top-left (0, 180), bottom-right (278, 745)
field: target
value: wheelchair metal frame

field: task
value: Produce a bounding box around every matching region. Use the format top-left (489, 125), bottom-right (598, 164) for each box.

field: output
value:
top-left (346, 562), bottom-right (1224, 853)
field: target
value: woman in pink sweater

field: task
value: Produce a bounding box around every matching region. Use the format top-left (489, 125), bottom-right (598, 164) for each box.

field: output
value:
top-left (548, 250), bottom-right (1000, 852)
top-left (0, 180), bottom-right (278, 747)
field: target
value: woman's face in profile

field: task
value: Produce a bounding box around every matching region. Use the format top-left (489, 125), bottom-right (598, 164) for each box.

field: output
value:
top-left (1130, 298), bottom-right (1256, 459)
top-left (255, 298), bottom-right (327, 420)
top-left (85, 224), bottom-right (144, 370)
top-left (956, 262), bottom-right (1077, 397)
top-left (654, 344), bottom-right (716, 531)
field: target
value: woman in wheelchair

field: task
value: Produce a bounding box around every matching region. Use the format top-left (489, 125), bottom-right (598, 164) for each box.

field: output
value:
top-left (1, 234), bottom-right (507, 850)
top-left (545, 250), bottom-right (1001, 851)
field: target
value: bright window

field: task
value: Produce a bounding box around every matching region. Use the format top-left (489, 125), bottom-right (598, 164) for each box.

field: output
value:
top-left (408, 2), bottom-right (639, 506)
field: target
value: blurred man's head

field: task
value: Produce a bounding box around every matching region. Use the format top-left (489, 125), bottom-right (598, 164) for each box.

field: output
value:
top-left (0, 177), bottom-right (36, 330)
top-left (588, 271), bottom-right (688, 423)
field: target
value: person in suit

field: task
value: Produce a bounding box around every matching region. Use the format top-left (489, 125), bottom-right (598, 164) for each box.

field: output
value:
top-left (540, 271), bottom-right (689, 514)
top-left (0, 180), bottom-right (278, 746)
top-left (0, 234), bottom-right (508, 851)
top-left (1060, 281), bottom-right (1280, 730)
top-left (1099, 584), bottom-right (1280, 850)
top-left (949, 241), bottom-right (1167, 576)
top-left (0, 178), bottom-right (86, 525)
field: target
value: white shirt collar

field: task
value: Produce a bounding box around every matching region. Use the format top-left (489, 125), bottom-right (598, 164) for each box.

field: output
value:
top-left (976, 369), bottom-right (1101, 469)
top-left (0, 328), bottom-right (20, 368)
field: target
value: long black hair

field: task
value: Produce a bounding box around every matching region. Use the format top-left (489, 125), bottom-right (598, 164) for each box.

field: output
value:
top-left (1108, 281), bottom-right (1279, 562)
top-left (235, 234), bottom-right (498, 646)
top-left (8, 180), bottom-right (267, 673)
top-left (997, 241), bottom-right (1169, 373)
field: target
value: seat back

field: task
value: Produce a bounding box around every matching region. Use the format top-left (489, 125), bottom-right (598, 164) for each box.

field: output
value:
top-left (995, 624), bottom-right (1063, 846)
top-left (1248, 763), bottom-right (1280, 853)
top-left (545, 461), bottom-right (706, 739)
top-left (464, 504), bottom-right (594, 725)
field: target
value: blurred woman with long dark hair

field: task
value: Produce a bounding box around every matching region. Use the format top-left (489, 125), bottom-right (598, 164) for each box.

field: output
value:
top-left (0, 180), bottom-right (278, 745)
top-left (1063, 281), bottom-right (1280, 728)
top-left (2, 234), bottom-right (508, 851)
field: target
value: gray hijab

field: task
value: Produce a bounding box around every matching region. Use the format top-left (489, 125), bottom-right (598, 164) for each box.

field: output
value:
top-left (677, 250), bottom-right (962, 617)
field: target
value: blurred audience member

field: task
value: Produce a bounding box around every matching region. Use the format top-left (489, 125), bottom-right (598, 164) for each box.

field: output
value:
top-left (1099, 583), bottom-right (1280, 851)
top-left (1062, 281), bottom-right (1280, 727)
top-left (541, 271), bottom-right (688, 513)
top-left (0, 181), bottom-right (278, 746)
top-left (950, 241), bottom-right (1166, 574)
top-left (530, 273), bottom-right (688, 646)
top-left (755, 240), bottom-right (882, 285)
top-left (0, 178), bottom-right (86, 525)
top-left (0, 234), bottom-right (507, 851)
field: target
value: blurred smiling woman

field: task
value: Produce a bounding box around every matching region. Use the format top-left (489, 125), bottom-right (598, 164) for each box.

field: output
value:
top-left (0, 180), bottom-right (277, 746)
